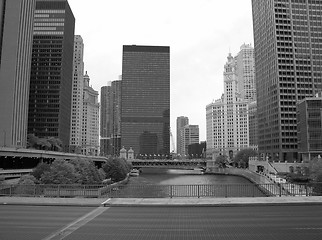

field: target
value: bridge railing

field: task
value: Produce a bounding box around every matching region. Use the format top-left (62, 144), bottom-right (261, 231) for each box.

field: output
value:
top-left (1, 183), bottom-right (321, 198)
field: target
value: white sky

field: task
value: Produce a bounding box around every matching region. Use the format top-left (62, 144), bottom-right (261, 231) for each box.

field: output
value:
top-left (68, 0), bottom-right (254, 150)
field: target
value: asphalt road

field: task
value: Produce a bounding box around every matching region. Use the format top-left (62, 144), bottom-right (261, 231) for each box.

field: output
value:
top-left (1, 205), bottom-right (322, 240)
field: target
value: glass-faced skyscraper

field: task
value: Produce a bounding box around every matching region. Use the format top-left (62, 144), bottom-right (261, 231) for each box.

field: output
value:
top-left (28, 0), bottom-right (75, 149)
top-left (100, 80), bottom-right (122, 156)
top-left (252, 0), bottom-right (322, 161)
top-left (121, 45), bottom-right (170, 158)
top-left (0, 0), bottom-right (35, 148)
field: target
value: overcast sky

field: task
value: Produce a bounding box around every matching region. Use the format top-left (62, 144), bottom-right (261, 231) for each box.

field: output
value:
top-left (68, 0), bottom-right (254, 151)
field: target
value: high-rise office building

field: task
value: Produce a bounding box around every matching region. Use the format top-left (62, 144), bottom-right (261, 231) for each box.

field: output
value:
top-left (28, 0), bottom-right (75, 149)
top-left (297, 97), bottom-right (322, 161)
top-left (100, 85), bottom-right (111, 156)
top-left (110, 80), bottom-right (122, 156)
top-left (206, 53), bottom-right (249, 159)
top-left (0, 0), bottom-right (36, 148)
top-left (70, 35), bottom-right (84, 153)
top-left (179, 125), bottom-right (199, 157)
top-left (121, 45), bottom-right (170, 158)
top-left (248, 101), bottom-right (258, 150)
top-left (236, 43), bottom-right (256, 101)
top-left (252, 0), bottom-right (322, 161)
top-left (176, 116), bottom-right (189, 156)
top-left (100, 79), bottom-right (122, 156)
top-left (81, 72), bottom-right (99, 155)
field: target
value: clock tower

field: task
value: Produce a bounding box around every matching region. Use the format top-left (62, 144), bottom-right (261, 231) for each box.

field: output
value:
top-left (223, 53), bottom-right (238, 104)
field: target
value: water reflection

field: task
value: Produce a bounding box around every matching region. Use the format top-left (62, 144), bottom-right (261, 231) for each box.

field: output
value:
top-left (128, 168), bottom-right (255, 186)
top-left (111, 168), bottom-right (267, 198)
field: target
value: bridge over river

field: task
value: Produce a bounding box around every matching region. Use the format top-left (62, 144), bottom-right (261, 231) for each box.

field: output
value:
top-left (129, 159), bottom-right (207, 170)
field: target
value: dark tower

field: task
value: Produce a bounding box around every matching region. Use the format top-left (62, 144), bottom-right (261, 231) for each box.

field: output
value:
top-left (121, 45), bottom-right (170, 158)
top-left (28, 0), bottom-right (75, 149)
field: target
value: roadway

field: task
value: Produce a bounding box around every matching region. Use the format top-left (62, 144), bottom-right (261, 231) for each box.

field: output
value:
top-left (1, 204), bottom-right (322, 239)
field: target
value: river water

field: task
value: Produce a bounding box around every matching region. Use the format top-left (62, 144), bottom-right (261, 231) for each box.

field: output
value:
top-left (111, 168), bottom-right (266, 198)
top-left (127, 168), bottom-right (254, 186)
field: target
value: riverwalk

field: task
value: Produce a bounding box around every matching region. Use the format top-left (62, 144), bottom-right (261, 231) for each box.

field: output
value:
top-left (1, 196), bottom-right (322, 207)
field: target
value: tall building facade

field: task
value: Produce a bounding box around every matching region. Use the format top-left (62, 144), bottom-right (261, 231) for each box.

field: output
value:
top-left (297, 97), bottom-right (322, 161)
top-left (81, 72), bottom-right (99, 155)
top-left (248, 101), bottom-right (258, 150)
top-left (70, 35), bottom-right (84, 153)
top-left (176, 116), bottom-right (189, 155)
top-left (0, 0), bottom-right (36, 148)
top-left (100, 80), bottom-right (122, 156)
top-left (206, 53), bottom-right (249, 159)
top-left (110, 80), bottom-right (122, 156)
top-left (28, 0), bottom-right (75, 149)
top-left (236, 43), bottom-right (256, 101)
top-left (252, 0), bottom-right (322, 161)
top-left (121, 45), bottom-right (170, 158)
top-left (100, 85), bottom-right (111, 156)
top-left (179, 125), bottom-right (199, 157)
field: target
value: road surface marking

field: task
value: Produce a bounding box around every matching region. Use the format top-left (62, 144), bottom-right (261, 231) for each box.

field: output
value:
top-left (42, 206), bottom-right (108, 240)
top-left (101, 198), bottom-right (111, 206)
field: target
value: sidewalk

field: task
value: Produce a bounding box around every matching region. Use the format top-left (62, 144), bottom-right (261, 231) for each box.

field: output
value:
top-left (1, 196), bottom-right (322, 207)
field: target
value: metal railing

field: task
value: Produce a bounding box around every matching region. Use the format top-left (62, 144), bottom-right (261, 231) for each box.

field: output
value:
top-left (1, 183), bottom-right (321, 198)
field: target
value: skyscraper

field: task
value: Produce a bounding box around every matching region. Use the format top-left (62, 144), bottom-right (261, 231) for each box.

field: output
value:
top-left (110, 80), bottom-right (122, 156)
top-left (206, 53), bottom-right (249, 159)
top-left (81, 72), bottom-right (99, 156)
top-left (236, 43), bottom-right (256, 101)
top-left (28, 0), bottom-right (75, 149)
top-left (70, 35), bottom-right (84, 153)
top-left (252, 0), bottom-right (322, 161)
top-left (121, 45), bottom-right (170, 158)
top-left (179, 125), bottom-right (199, 157)
top-left (100, 79), bottom-right (122, 156)
top-left (0, 0), bottom-right (35, 148)
top-left (100, 85), bottom-right (111, 156)
top-left (176, 116), bottom-right (189, 155)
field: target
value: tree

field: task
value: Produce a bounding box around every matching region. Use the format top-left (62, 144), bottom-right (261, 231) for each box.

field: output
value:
top-left (98, 168), bottom-right (106, 181)
top-left (31, 162), bottom-right (51, 181)
top-left (308, 157), bottom-right (322, 182)
top-left (46, 137), bottom-right (63, 151)
top-left (102, 157), bottom-right (130, 182)
top-left (215, 155), bottom-right (228, 168)
top-left (233, 149), bottom-right (258, 168)
top-left (27, 134), bottom-right (39, 149)
top-left (69, 159), bottom-right (102, 184)
top-left (41, 159), bottom-right (79, 184)
top-left (27, 134), bottom-right (63, 152)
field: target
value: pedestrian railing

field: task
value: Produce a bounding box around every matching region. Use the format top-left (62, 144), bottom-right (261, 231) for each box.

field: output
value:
top-left (0, 183), bottom-right (321, 198)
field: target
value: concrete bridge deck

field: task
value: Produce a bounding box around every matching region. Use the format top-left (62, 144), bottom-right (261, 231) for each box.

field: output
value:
top-left (129, 159), bottom-right (207, 169)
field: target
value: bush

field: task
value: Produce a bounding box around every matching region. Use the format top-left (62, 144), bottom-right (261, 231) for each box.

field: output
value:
top-left (69, 159), bottom-right (102, 184)
top-left (31, 162), bottom-right (50, 180)
top-left (40, 159), bottom-right (78, 184)
top-left (102, 157), bottom-right (131, 182)
top-left (16, 175), bottom-right (37, 195)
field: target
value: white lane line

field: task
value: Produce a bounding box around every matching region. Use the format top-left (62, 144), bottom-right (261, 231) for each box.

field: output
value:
top-left (42, 206), bottom-right (109, 240)
top-left (101, 198), bottom-right (111, 206)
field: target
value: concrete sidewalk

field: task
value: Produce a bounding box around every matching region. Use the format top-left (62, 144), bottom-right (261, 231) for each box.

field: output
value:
top-left (1, 196), bottom-right (322, 207)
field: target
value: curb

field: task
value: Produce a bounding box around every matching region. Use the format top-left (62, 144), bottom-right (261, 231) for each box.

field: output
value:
top-left (1, 202), bottom-right (102, 207)
top-left (102, 202), bottom-right (322, 207)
